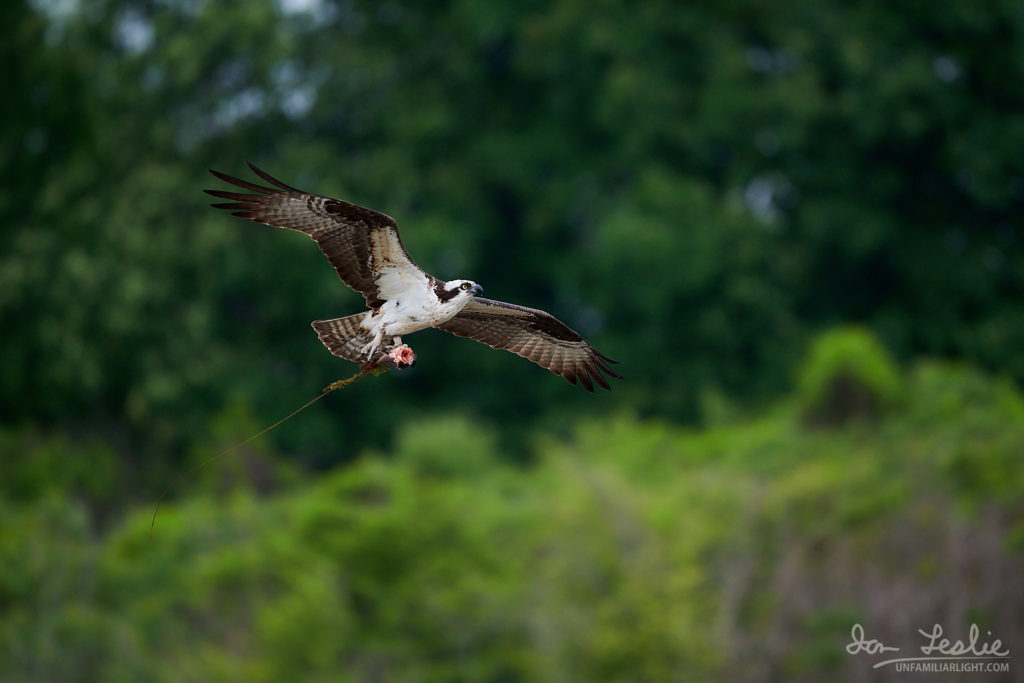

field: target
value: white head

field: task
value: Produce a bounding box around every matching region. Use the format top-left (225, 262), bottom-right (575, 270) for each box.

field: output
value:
top-left (436, 278), bottom-right (483, 305)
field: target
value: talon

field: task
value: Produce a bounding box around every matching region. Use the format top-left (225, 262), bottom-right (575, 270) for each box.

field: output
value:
top-left (359, 336), bottom-right (383, 359)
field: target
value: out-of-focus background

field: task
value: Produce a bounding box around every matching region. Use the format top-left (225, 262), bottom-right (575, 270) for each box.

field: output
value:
top-left (3, 0), bottom-right (1023, 679)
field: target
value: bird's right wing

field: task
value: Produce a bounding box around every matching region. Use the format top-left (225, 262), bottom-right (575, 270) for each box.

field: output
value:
top-left (437, 297), bottom-right (621, 392)
top-left (205, 163), bottom-right (427, 310)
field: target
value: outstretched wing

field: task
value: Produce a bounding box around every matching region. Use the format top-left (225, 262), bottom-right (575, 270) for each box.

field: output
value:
top-left (205, 163), bottom-right (428, 310)
top-left (437, 298), bottom-right (621, 392)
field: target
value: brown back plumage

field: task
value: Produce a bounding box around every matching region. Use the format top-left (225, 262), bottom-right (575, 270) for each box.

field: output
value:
top-left (205, 163), bottom-right (424, 310)
top-left (438, 298), bottom-right (621, 392)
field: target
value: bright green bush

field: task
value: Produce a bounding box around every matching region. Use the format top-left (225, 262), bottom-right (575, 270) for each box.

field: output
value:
top-left (796, 327), bottom-right (903, 426)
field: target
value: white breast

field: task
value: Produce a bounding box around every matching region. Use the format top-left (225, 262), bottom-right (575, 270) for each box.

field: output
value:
top-left (362, 266), bottom-right (467, 337)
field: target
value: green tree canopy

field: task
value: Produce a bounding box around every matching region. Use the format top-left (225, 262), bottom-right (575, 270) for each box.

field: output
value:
top-left (2, 0), bottom-right (1022, 473)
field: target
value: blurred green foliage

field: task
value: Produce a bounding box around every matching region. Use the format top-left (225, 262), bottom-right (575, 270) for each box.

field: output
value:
top-left (2, 353), bottom-right (1023, 680)
top-left (3, 0), bottom-right (1024, 679)
top-left (795, 326), bottom-right (903, 425)
top-left (3, 0), bottom-right (1024, 475)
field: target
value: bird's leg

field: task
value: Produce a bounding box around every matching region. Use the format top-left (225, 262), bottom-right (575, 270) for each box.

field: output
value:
top-left (359, 324), bottom-right (386, 358)
top-left (392, 336), bottom-right (402, 347)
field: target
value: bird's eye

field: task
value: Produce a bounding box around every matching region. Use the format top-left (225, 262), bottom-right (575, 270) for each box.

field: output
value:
top-left (460, 282), bottom-right (470, 290)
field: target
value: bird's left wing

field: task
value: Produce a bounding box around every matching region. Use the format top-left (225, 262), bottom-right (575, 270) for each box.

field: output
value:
top-left (437, 297), bottom-right (621, 392)
top-left (205, 163), bottom-right (426, 311)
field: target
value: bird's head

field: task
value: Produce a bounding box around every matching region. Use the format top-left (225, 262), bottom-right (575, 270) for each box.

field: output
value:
top-left (444, 279), bottom-right (484, 300)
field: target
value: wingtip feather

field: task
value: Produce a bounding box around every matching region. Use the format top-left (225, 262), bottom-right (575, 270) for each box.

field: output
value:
top-left (208, 167), bottom-right (282, 195)
top-left (246, 161), bottom-right (300, 192)
top-left (209, 168), bottom-right (235, 183)
top-left (577, 369), bottom-right (594, 393)
top-left (595, 357), bottom-right (624, 380)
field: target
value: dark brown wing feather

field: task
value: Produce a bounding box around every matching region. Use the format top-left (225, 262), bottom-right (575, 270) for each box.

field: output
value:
top-left (205, 163), bottom-right (424, 310)
top-left (438, 298), bottom-right (621, 392)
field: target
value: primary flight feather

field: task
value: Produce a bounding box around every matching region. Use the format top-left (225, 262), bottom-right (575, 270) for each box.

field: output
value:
top-left (205, 163), bottom-right (621, 391)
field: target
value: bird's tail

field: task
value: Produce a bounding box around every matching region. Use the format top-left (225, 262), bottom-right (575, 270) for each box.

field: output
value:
top-left (311, 313), bottom-right (373, 363)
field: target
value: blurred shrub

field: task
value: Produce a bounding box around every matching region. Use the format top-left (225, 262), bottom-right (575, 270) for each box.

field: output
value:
top-left (3, 355), bottom-right (1024, 680)
top-left (0, 428), bottom-right (119, 507)
top-left (393, 414), bottom-right (498, 479)
top-left (905, 361), bottom-right (1024, 508)
top-left (796, 327), bottom-right (903, 426)
top-left (906, 360), bottom-right (1024, 428)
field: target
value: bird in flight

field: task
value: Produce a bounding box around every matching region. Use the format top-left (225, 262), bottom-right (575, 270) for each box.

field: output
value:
top-left (205, 164), bottom-right (621, 391)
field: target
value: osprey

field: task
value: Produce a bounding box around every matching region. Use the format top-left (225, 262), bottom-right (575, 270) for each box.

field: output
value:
top-left (205, 164), bottom-right (621, 391)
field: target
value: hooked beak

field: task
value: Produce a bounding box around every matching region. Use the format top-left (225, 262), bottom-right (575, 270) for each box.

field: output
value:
top-left (469, 284), bottom-right (484, 296)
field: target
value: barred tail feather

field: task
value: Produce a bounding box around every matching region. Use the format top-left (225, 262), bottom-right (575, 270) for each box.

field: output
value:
top-left (311, 314), bottom-right (372, 362)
